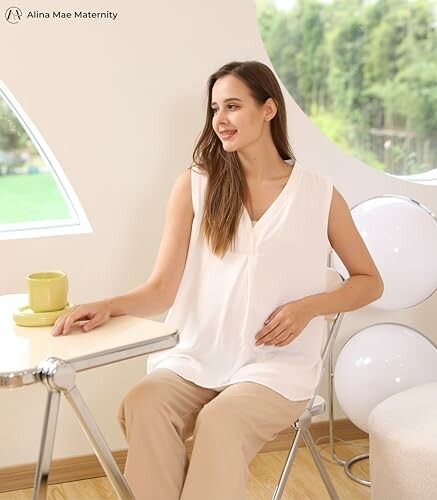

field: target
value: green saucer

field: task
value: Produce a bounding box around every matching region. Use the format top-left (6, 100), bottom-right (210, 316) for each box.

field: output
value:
top-left (13, 303), bottom-right (74, 327)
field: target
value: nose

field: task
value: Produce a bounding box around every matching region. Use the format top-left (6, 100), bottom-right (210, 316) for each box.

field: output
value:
top-left (214, 108), bottom-right (228, 124)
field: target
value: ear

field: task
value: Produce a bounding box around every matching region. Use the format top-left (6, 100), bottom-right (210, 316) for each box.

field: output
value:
top-left (264, 97), bottom-right (278, 122)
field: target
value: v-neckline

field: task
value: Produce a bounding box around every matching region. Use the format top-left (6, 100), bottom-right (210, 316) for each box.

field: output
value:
top-left (242, 161), bottom-right (299, 230)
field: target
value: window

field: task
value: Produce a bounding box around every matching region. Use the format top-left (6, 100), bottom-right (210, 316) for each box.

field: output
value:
top-left (0, 81), bottom-right (91, 239)
top-left (255, 0), bottom-right (437, 184)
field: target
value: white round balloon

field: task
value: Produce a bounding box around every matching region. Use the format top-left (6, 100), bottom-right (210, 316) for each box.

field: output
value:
top-left (333, 323), bottom-right (437, 433)
top-left (332, 196), bottom-right (437, 310)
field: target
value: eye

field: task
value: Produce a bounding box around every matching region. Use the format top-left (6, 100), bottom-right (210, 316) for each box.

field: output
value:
top-left (211, 104), bottom-right (239, 114)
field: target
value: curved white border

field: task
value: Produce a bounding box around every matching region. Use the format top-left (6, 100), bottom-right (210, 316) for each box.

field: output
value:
top-left (0, 80), bottom-right (92, 240)
top-left (390, 169), bottom-right (437, 185)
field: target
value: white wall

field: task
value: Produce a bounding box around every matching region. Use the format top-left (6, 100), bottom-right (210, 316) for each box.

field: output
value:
top-left (0, 0), bottom-right (435, 467)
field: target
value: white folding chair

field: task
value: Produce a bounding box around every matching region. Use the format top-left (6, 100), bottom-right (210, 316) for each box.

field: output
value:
top-left (272, 268), bottom-right (344, 500)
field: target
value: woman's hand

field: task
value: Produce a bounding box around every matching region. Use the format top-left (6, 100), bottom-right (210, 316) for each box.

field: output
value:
top-left (52, 300), bottom-right (113, 336)
top-left (255, 299), bottom-right (315, 347)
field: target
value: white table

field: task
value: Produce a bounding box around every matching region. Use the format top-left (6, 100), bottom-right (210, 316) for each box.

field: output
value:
top-left (0, 294), bottom-right (179, 500)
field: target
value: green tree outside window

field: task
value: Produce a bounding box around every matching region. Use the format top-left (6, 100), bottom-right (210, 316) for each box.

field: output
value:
top-left (255, 0), bottom-right (437, 179)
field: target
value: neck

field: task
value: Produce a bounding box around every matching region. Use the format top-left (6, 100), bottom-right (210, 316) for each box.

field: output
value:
top-left (237, 142), bottom-right (290, 182)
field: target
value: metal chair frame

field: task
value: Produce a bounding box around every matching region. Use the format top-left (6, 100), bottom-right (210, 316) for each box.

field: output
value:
top-left (272, 268), bottom-right (344, 500)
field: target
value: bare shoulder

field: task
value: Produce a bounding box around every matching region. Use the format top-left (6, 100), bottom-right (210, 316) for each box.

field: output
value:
top-left (328, 187), bottom-right (355, 239)
top-left (330, 186), bottom-right (349, 210)
top-left (328, 187), bottom-right (381, 277)
top-left (174, 167), bottom-right (192, 189)
top-left (169, 168), bottom-right (193, 215)
top-left (169, 168), bottom-right (192, 208)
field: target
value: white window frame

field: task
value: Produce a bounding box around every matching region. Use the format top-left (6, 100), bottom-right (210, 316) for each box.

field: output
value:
top-left (0, 81), bottom-right (92, 240)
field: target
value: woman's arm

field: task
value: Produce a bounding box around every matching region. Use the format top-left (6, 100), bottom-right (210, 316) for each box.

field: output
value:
top-left (109, 168), bottom-right (194, 316)
top-left (52, 168), bottom-right (194, 335)
top-left (302, 187), bottom-right (384, 317)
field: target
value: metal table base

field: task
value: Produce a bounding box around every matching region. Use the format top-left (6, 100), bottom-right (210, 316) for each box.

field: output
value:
top-left (33, 357), bottom-right (134, 500)
top-left (0, 296), bottom-right (179, 499)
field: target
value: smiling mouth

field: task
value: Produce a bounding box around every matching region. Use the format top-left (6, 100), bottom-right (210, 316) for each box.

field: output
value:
top-left (220, 130), bottom-right (237, 140)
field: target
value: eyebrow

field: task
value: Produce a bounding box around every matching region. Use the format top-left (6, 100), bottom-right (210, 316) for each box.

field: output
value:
top-left (210, 97), bottom-right (243, 106)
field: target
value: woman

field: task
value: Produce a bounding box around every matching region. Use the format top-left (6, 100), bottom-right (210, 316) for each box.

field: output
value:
top-left (53, 60), bottom-right (383, 499)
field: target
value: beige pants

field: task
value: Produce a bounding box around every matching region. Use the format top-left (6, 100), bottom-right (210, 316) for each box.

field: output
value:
top-left (118, 368), bottom-right (308, 500)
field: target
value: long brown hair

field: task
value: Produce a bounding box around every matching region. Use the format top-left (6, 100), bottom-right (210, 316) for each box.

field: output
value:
top-left (192, 61), bottom-right (295, 258)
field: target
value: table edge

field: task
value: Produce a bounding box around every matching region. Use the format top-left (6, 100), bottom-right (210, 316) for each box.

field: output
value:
top-left (0, 330), bottom-right (179, 389)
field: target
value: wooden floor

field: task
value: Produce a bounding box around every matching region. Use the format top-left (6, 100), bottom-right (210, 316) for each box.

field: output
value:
top-left (0, 439), bottom-right (370, 499)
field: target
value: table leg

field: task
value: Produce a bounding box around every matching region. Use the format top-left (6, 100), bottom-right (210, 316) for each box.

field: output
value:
top-left (36, 357), bottom-right (134, 500)
top-left (64, 385), bottom-right (134, 499)
top-left (32, 389), bottom-right (61, 500)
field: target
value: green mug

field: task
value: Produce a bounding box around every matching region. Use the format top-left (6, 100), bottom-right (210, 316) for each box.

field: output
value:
top-left (27, 271), bottom-right (68, 313)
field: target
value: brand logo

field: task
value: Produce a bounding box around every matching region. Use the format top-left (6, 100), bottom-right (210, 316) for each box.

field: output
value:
top-left (5, 6), bottom-right (22, 23)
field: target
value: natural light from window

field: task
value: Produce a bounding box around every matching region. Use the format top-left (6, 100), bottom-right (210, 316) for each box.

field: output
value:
top-left (0, 81), bottom-right (91, 239)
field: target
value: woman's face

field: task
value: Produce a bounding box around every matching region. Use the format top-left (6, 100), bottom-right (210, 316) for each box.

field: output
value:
top-left (211, 75), bottom-right (274, 154)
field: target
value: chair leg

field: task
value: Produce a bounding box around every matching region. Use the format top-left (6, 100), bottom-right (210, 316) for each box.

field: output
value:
top-left (272, 428), bottom-right (303, 500)
top-left (302, 430), bottom-right (339, 500)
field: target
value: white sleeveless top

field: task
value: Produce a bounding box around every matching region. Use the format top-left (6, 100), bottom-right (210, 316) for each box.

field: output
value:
top-left (147, 161), bottom-right (333, 401)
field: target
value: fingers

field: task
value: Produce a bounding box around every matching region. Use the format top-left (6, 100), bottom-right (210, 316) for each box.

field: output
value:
top-left (63, 310), bottom-right (85, 335)
top-left (275, 333), bottom-right (298, 347)
top-left (257, 326), bottom-right (297, 347)
top-left (256, 325), bottom-right (288, 346)
top-left (51, 301), bottom-right (111, 336)
top-left (255, 300), bottom-right (310, 347)
top-left (81, 314), bottom-right (105, 332)
top-left (52, 306), bottom-right (93, 336)
top-left (255, 321), bottom-right (277, 344)
top-left (52, 311), bottom-right (72, 336)
top-left (255, 318), bottom-right (280, 343)
top-left (255, 311), bottom-right (299, 346)
top-left (256, 312), bottom-right (291, 343)
top-left (264, 305), bottom-right (282, 325)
